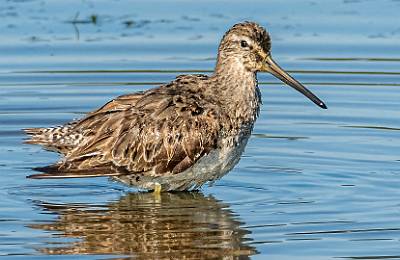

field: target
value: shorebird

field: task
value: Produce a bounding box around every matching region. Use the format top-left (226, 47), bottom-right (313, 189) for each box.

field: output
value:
top-left (25, 22), bottom-right (327, 192)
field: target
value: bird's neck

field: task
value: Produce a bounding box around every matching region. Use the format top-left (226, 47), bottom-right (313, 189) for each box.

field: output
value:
top-left (210, 57), bottom-right (261, 124)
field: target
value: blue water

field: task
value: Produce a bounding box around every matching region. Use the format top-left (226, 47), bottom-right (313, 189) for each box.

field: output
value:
top-left (1, 0), bottom-right (400, 259)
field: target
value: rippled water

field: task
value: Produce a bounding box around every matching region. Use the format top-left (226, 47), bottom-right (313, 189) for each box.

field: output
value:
top-left (1, 0), bottom-right (400, 259)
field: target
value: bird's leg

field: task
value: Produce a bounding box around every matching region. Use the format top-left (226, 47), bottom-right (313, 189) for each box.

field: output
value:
top-left (153, 182), bottom-right (162, 194)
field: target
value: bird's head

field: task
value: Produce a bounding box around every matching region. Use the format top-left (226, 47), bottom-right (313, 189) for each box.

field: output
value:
top-left (218, 22), bottom-right (327, 109)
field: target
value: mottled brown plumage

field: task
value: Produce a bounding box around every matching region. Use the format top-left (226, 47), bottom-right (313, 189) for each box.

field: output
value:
top-left (24, 22), bottom-right (327, 191)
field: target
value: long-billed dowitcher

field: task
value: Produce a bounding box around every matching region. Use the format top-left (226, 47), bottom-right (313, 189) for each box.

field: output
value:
top-left (25, 22), bottom-right (327, 192)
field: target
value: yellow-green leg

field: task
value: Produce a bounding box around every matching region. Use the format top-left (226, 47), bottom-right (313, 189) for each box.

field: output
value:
top-left (153, 183), bottom-right (162, 194)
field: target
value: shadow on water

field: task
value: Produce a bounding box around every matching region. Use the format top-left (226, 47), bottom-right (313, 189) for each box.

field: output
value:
top-left (28, 192), bottom-right (257, 259)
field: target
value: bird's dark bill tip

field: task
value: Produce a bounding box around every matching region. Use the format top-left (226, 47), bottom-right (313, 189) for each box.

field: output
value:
top-left (319, 101), bottom-right (328, 109)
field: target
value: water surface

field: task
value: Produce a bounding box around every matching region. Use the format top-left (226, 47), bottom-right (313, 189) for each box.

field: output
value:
top-left (1, 0), bottom-right (400, 259)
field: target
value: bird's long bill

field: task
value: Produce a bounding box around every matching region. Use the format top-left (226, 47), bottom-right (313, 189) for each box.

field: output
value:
top-left (262, 55), bottom-right (327, 109)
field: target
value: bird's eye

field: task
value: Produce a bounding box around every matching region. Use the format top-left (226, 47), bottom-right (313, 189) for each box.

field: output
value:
top-left (240, 40), bottom-right (249, 48)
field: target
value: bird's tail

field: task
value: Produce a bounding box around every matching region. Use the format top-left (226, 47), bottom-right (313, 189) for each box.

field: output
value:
top-left (23, 123), bottom-right (79, 153)
top-left (24, 126), bottom-right (62, 145)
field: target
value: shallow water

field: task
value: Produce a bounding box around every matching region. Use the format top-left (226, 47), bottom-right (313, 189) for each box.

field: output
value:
top-left (1, 0), bottom-right (400, 259)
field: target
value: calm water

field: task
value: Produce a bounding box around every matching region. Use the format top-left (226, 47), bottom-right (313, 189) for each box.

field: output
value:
top-left (1, 0), bottom-right (400, 259)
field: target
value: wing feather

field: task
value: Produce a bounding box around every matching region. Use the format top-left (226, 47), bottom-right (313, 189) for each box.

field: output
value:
top-left (29, 75), bottom-right (223, 179)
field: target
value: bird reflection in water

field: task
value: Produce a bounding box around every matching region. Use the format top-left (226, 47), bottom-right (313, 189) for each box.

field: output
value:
top-left (29, 192), bottom-right (257, 259)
